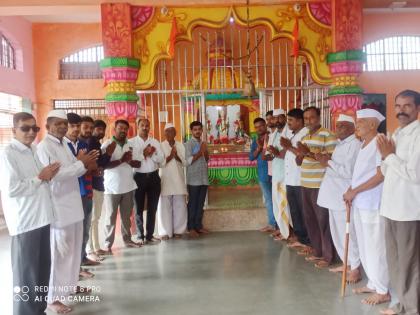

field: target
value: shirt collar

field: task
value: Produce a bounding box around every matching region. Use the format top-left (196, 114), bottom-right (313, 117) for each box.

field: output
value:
top-left (10, 138), bottom-right (34, 153)
top-left (64, 136), bottom-right (78, 146)
top-left (112, 136), bottom-right (127, 147)
top-left (339, 134), bottom-right (356, 144)
top-left (47, 133), bottom-right (64, 144)
top-left (397, 119), bottom-right (420, 136)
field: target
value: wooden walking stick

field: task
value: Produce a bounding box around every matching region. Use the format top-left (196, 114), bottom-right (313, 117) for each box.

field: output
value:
top-left (341, 201), bottom-right (351, 297)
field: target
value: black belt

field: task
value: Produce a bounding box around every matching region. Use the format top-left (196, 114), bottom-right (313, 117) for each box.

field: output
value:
top-left (135, 170), bottom-right (158, 178)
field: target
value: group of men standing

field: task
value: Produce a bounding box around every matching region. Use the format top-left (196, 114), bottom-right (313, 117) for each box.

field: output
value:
top-left (250, 90), bottom-right (419, 314)
top-left (1, 108), bottom-right (210, 314)
top-left (0, 89), bottom-right (418, 315)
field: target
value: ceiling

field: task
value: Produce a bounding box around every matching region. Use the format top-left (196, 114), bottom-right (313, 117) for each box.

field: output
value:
top-left (0, 0), bottom-right (419, 23)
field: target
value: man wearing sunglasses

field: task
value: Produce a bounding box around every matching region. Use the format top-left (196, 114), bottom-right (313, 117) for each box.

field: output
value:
top-left (0, 112), bottom-right (60, 315)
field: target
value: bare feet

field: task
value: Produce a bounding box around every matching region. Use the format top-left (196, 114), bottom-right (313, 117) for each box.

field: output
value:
top-left (314, 260), bottom-right (330, 269)
top-left (273, 234), bottom-right (285, 241)
top-left (305, 255), bottom-right (323, 262)
top-left (260, 225), bottom-right (275, 233)
top-left (352, 286), bottom-right (375, 295)
top-left (329, 264), bottom-right (346, 273)
top-left (79, 270), bottom-right (94, 280)
top-left (161, 235), bottom-right (170, 241)
top-left (287, 241), bottom-right (307, 249)
top-left (174, 234), bottom-right (183, 239)
top-left (86, 253), bottom-right (104, 262)
top-left (48, 301), bottom-right (72, 314)
top-left (297, 246), bottom-right (314, 256)
top-left (361, 293), bottom-right (391, 305)
top-left (95, 249), bottom-right (108, 256)
top-left (347, 268), bottom-right (362, 284)
top-left (124, 240), bottom-right (142, 248)
top-left (270, 230), bottom-right (281, 238)
top-left (379, 308), bottom-right (397, 315)
top-left (81, 258), bottom-right (100, 266)
top-left (188, 230), bottom-right (199, 238)
top-left (198, 228), bottom-right (210, 234)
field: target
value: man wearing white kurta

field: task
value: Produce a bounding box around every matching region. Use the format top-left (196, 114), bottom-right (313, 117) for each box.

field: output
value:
top-left (317, 114), bottom-right (361, 281)
top-left (158, 123), bottom-right (188, 239)
top-left (0, 112), bottom-right (59, 315)
top-left (266, 109), bottom-right (292, 240)
top-left (37, 110), bottom-right (98, 314)
top-left (377, 90), bottom-right (420, 315)
top-left (344, 108), bottom-right (390, 306)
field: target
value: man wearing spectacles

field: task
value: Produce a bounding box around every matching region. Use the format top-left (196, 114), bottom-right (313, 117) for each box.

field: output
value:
top-left (0, 112), bottom-right (60, 315)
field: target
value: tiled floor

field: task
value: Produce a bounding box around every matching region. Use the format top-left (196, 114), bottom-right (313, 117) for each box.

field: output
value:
top-left (0, 230), bottom-right (388, 315)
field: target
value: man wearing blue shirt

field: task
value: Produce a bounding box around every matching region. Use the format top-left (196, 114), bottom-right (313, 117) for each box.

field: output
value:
top-left (249, 117), bottom-right (275, 233)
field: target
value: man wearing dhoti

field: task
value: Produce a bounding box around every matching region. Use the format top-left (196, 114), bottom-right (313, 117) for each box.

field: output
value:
top-left (266, 109), bottom-right (292, 241)
top-left (158, 123), bottom-right (188, 240)
top-left (377, 90), bottom-right (420, 315)
top-left (344, 108), bottom-right (390, 306)
top-left (37, 109), bottom-right (98, 314)
top-left (316, 114), bottom-right (361, 281)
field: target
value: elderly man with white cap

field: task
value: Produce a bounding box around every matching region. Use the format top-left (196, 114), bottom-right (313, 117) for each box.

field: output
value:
top-left (36, 109), bottom-right (99, 314)
top-left (343, 108), bottom-right (390, 306)
top-left (266, 108), bottom-right (292, 240)
top-left (157, 123), bottom-right (188, 240)
top-left (316, 114), bottom-right (361, 281)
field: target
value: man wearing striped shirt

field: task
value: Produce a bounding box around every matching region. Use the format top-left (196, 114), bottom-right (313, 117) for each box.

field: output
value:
top-left (296, 106), bottom-right (337, 268)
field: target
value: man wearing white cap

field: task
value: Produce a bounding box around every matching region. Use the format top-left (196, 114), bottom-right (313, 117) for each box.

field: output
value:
top-left (344, 108), bottom-right (390, 305)
top-left (317, 114), bottom-right (361, 279)
top-left (157, 123), bottom-right (187, 240)
top-left (266, 108), bottom-right (292, 240)
top-left (129, 118), bottom-right (164, 244)
top-left (377, 90), bottom-right (420, 315)
top-left (37, 109), bottom-right (99, 314)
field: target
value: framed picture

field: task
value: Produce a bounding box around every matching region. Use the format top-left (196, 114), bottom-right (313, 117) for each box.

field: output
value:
top-left (362, 93), bottom-right (387, 134)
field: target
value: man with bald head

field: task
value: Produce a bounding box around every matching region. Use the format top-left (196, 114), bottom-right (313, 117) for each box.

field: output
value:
top-left (344, 108), bottom-right (390, 306)
top-left (317, 114), bottom-right (361, 281)
top-left (129, 118), bottom-right (164, 244)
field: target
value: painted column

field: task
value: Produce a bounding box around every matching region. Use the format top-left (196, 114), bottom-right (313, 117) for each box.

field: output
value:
top-left (328, 0), bottom-right (364, 127)
top-left (100, 3), bottom-right (139, 137)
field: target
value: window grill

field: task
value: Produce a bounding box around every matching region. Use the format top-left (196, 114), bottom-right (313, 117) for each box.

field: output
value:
top-left (0, 33), bottom-right (16, 70)
top-left (363, 36), bottom-right (420, 72)
top-left (59, 45), bottom-right (104, 79)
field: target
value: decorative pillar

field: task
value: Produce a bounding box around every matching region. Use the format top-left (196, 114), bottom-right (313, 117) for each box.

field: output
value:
top-left (100, 3), bottom-right (140, 137)
top-left (328, 0), bottom-right (364, 128)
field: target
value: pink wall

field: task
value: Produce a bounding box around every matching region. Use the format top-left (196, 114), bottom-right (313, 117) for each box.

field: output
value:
top-left (0, 16), bottom-right (35, 101)
top-left (360, 12), bottom-right (420, 132)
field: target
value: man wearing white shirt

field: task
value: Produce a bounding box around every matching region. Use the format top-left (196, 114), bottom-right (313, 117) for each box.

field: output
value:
top-left (157, 123), bottom-right (187, 240)
top-left (102, 119), bottom-right (141, 252)
top-left (266, 109), bottom-right (292, 240)
top-left (0, 112), bottom-right (59, 315)
top-left (129, 118), bottom-right (164, 244)
top-left (280, 108), bottom-right (310, 249)
top-left (344, 108), bottom-right (390, 306)
top-left (37, 109), bottom-right (98, 314)
top-left (377, 90), bottom-right (420, 315)
top-left (316, 114), bottom-right (361, 282)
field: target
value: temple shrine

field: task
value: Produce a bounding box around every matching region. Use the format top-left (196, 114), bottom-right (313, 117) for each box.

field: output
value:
top-left (96, 1), bottom-right (364, 230)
